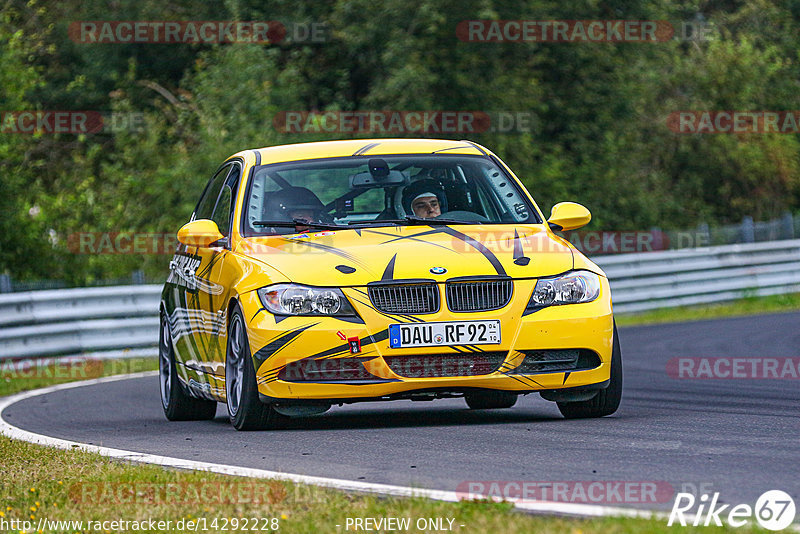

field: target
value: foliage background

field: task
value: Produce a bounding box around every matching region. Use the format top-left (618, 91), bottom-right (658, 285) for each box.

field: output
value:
top-left (2, 0), bottom-right (799, 284)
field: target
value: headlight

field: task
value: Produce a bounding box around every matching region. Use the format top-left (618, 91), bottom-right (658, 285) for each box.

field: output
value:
top-left (528, 271), bottom-right (601, 308)
top-left (257, 284), bottom-right (357, 316)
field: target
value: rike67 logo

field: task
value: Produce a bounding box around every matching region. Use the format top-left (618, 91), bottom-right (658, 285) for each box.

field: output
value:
top-left (669, 490), bottom-right (796, 531)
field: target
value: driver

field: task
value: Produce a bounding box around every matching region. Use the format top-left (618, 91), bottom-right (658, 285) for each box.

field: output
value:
top-left (264, 187), bottom-right (326, 222)
top-left (410, 193), bottom-right (441, 218)
top-left (401, 178), bottom-right (448, 219)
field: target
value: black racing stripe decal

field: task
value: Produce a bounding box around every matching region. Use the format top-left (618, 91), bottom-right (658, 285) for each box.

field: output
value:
top-left (251, 308), bottom-right (266, 321)
top-left (439, 226), bottom-right (506, 276)
top-left (396, 314), bottom-right (426, 323)
top-left (253, 323), bottom-right (319, 363)
top-left (258, 323), bottom-right (319, 343)
top-left (366, 328), bottom-right (391, 345)
top-left (281, 379), bottom-right (401, 385)
top-left (563, 371), bottom-right (571, 384)
top-left (379, 234), bottom-right (454, 252)
top-left (353, 142), bottom-right (380, 156)
top-left (351, 296), bottom-right (376, 310)
top-left (498, 351), bottom-right (525, 373)
top-left (283, 239), bottom-right (370, 268)
top-left (333, 315), bottom-right (366, 324)
top-left (299, 328), bottom-right (391, 362)
top-left (366, 228), bottom-right (456, 253)
top-left (522, 306), bottom-right (545, 317)
top-left (501, 372), bottom-right (543, 388)
top-left (512, 228), bottom-right (530, 266)
top-left (381, 254), bottom-right (397, 281)
top-left (369, 228), bottom-right (445, 241)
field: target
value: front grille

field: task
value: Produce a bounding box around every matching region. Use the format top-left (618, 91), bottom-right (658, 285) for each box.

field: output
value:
top-left (446, 279), bottom-right (513, 312)
top-left (514, 349), bottom-right (601, 374)
top-left (368, 283), bottom-right (439, 314)
top-left (384, 352), bottom-right (507, 378)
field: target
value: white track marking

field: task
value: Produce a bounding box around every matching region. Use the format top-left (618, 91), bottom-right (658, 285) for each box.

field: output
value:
top-left (0, 372), bottom-right (668, 520)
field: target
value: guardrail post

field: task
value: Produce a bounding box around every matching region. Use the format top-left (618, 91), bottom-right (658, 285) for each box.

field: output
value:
top-left (740, 216), bottom-right (755, 243)
top-left (780, 212), bottom-right (794, 239)
top-left (132, 270), bottom-right (145, 285)
top-left (0, 274), bottom-right (11, 293)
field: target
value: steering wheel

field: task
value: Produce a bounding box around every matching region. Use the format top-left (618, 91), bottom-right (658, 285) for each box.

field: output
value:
top-left (434, 210), bottom-right (489, 222)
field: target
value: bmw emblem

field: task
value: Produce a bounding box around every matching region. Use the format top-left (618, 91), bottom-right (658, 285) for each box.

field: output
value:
top-left (430, 267), bottom-right (447, 275)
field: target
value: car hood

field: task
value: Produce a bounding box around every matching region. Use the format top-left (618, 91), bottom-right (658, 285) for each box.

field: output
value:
top-left (236, 224), bottom-right (574, 286)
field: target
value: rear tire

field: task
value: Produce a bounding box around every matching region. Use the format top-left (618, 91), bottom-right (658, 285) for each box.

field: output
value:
top-left (557, 323), bottom-right (623, 419)
top-left (465, 390), bottom-right (518, 410)
top-left (159, 313), bottom-right (217, 421)
top-left (226, 305), bottom-right (286, 430)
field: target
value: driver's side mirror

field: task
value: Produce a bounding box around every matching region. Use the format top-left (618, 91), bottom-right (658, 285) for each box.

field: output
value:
top-left (547, 202), bottom-right (591, 231)
top-left (177, 219), bottom-right (225, 248)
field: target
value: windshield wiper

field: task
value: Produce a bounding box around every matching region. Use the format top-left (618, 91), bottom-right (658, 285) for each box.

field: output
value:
top-left (406, 215), bottom-right (481, 225)
top-left (357, 216), bottom-right (480, 226)
top-left (252, 219), bottom-right (348, 231)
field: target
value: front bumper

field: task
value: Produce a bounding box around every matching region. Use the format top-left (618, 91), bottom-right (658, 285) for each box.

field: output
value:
top-left (239, 277), bottom-right (614, 402)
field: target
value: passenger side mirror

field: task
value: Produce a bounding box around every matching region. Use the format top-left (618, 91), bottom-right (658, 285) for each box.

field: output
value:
top-left (177, 219), bottom-right (225, 248)
top-left (547, 202), bottom-right (592, 231)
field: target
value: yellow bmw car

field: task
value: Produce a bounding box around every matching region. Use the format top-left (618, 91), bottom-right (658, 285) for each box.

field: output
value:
top-left (159, 139), bottom-right (621, 430)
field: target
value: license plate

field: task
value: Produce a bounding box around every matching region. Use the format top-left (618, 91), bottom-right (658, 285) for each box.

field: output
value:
top-left (389, 320), bottom-right (501, 348)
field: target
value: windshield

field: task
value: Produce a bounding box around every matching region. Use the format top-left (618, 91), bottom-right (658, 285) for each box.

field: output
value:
top-left (242, 155), bottom-right (540, 236)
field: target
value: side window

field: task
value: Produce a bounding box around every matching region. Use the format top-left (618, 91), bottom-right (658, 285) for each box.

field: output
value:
top-left (211, 165), bottom-right (241, 237)
top-left (193, 165), bottom-right (231, 221)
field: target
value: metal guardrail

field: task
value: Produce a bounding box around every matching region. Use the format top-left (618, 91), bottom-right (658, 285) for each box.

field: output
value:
top-left (2, 239), bottom-right (799, 360)
top-left (596, 239), bottom-right (800, 313)
top-left (0, 286), bottom-right (161, 360)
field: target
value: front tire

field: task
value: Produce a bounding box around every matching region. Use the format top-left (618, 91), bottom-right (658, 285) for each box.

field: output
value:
top-left (159, 313), bottom-right (217, 421)
top-left (465, 390), bottom-right (518, 410)
top-left (226, 305), bottom-right (286, 430)
top-left (557, 323), bottom-right (623, 419)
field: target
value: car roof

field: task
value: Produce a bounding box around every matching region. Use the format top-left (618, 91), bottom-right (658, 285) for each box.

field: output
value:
top-left (232, 138), bottom-right (492, 166)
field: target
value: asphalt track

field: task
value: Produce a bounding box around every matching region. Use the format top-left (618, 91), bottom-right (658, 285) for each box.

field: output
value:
top-left (3, 312), bottom-right (799, 512)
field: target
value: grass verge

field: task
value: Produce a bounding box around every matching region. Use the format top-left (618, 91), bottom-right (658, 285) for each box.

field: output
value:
top-left (0, 355), bottom-right (779, 533)
top-left (0, 357), bottom-right (157, 398)
top-left (616, 293), bottom-right (800, 327)
top-left (0, 433), bottom-right (762, 534)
